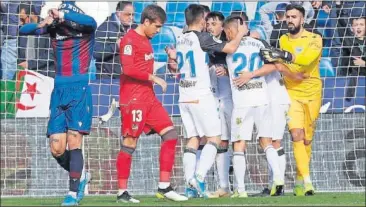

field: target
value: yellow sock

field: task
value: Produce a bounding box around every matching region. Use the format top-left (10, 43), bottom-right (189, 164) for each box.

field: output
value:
top-left (296, 168), bottom-right (303, 185)
top-left (293, 141), bottom-right (310, 178)
top-left (305, 142), bottom-right (312, 164)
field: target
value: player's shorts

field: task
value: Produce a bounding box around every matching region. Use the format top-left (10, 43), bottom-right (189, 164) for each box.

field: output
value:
top-left (218, 98), bottom-right (233, 141)
top-left (180, 95), bottom-right (221, 139)
top-left (120, 98), bottom-right (173, 138)
top-left (231, 105), bottom-right (272, 142)
top-left (270, 103), bottom-right (290, 140)
top-left (47, 83), bottom-right (92, 137)
top-left (287, 98), bottom-right (321, 141)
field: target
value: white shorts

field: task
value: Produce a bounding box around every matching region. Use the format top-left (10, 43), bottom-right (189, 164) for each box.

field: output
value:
top-left (180, 95), bottom-right (221, 139)
top-left (231, 105), bottom-right (272, 142)
top-left (218, 98), bottom-right (233, 141)
top-left (271, 104), bottom-right (290, 140)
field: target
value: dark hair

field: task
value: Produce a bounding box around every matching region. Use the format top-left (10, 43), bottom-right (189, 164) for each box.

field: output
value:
top-left (351, 16), bottom-right (366, 24)
top-left (230, 10), bottom-right (249, 22)
top-left (116, 1), bottom-right (132, 11)
top-left (185, 4), bottom-right (205, 26)
top-left (224, 15), bottom-right (244, 28)
top-left (18, 3), bottom-right (31, 15)
top-left (285, 4), bottom-right (305, 17)
top-left (205, 11), bottom-right (225, 22)
top-left (201, 5), bottom-right (210, 14)
top-left (140, 4), bottom-right (166, 24)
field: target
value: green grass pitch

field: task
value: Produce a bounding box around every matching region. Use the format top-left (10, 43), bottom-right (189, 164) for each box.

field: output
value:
top-left (1, 193), bottom-right (365, 206)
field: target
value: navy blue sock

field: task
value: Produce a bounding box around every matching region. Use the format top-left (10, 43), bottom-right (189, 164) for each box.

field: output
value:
top-left (53, 150), bottom-right (70, 172)
top-left (69, 149), bottom-right (83, 192)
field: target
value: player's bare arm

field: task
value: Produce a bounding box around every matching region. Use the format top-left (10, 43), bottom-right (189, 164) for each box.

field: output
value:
top-left (274, 62), bottom-right (308, 82)
top-left (233, 64), bottom-right (277, 87)
top-left (222, 19), bottom-right (248, 54)
top-left (165, 45), bottom-right (178, 72)
top-left (149, 74), bottom-right (167, 93)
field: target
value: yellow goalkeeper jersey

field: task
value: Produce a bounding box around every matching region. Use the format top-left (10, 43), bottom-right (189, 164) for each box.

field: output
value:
top-left (280, 30), bottom-right (323, 100)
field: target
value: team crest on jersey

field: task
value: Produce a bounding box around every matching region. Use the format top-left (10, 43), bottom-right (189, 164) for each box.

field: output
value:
top-left (295, 47), bottom-right (303, 54)
top-left (124, 45), bottom-right (132, 55)
top-left (236, 117), bottom-right (242, 125)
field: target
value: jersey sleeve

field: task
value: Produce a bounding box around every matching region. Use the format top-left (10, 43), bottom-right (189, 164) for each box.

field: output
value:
top-left (19, 23), bottom-right (49, 35)
top-left (63, 12), bottom-right (97, 33)
top-left (196, 32), bottom-right (226, 53)
top-left (120, 37), bottom-right (150, 81)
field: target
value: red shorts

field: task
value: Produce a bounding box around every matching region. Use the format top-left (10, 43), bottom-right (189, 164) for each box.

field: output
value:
top-left (120, 98), bottom-right (173, 138)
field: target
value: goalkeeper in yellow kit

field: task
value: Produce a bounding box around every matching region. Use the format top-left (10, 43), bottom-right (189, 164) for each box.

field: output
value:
top-left (260, 4), bottom-right (322, 196)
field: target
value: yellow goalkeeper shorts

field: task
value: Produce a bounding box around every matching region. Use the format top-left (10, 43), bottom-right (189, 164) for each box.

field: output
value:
top-left (287, 98), bottom-right (322, 141)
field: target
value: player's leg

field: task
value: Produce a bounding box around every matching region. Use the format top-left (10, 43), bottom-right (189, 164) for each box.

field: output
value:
top-left (209, 98), bottom-right (232, 198)
top-left (147, 100), bottom-right (187, 201)
top-left (115, 103), bottom-right (148, 203)
top-left (195, 138), bottom-right (207, 175)
top-left (63, 84), bottom-right (93, 205)
top-left (189, 96), bottom-right (221, 197)
top-left (230, 107), bottom-right (251, 198)
top-left (287, 99), bottom-right (310, 196)
top-left (256, 105), bottom-right (283, 196)
top-left (301, 99), bottom-right (321, 195)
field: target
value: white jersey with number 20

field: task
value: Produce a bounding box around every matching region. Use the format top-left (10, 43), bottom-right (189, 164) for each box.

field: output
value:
top-left (226, 37), bottom-right (269, 107)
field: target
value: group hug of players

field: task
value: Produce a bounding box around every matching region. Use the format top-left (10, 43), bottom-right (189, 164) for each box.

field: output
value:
top-left (18, 1), bottom-right (322, 205)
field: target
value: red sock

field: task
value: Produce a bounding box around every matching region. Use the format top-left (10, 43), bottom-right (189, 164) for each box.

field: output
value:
top-left (159, 139), bottom-right (178, 182)
top-left (116, 151), bottom-right (132, 189)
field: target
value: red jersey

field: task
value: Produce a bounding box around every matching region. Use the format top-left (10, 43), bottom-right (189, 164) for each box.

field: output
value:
top-left (119, 30), bottom-right (155, 104)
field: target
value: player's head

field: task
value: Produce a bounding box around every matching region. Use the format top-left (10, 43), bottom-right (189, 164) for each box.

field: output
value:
top-left (223, 15), bottom-right (246, 41)
top-left (205, 11), bottom-right (225, 38)
top-left (230, 10), bottom-right (249, 23)
top-left (116, 1), bottom-right (134, 26)
top-left (184, 4), bottom-right (206, 31)
top-left (351, 17), bottom-right (366, 39)
top-left (285, 4), bottom-right (305, 35)
top-left (140, 4), bottom-right (166, 39)
top-left (201, 5), bottom-right (210, 18)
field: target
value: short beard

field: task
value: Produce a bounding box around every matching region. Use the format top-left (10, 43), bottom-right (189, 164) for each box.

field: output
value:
top-left (288, 25), bottom-right (301, 35)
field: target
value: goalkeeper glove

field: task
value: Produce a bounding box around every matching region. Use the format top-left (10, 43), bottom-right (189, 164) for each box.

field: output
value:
top-left (260, 47), bottom-right (293, 63)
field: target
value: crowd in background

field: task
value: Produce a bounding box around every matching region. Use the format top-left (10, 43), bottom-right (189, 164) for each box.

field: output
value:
top-left (0, 1), bottom-right (365, 82)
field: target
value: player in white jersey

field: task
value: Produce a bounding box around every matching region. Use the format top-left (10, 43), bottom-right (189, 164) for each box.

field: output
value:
top-left (205, 11), bottom-right (233, 198)
top-left (233, 52), bottom-right (307, 196)
top-left (166, 4), bottom-right (247, 198)
top-left (223, 16), bottom-right (284, 197)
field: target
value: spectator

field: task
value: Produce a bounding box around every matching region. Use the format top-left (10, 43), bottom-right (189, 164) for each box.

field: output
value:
top-left (18, 2), bottom-right (55, 78)
top-left (1, 0), bottom-right (22, 80)
top-left (93, 1), bottom-right (137, 79)
top-left (259, 1), bottom-right (315, 41)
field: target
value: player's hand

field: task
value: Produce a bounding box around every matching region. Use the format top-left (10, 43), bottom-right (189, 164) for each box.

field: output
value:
top-left (18, 61), bottom-right (28, 69)
top-left (48, 8), bottom-right (60, 19)
top-left (233, 71), bottom-right (254, 87)
top-left (165, 45), bottom-right (177, 60)
top-left (38, 16), bottom-right (54, 28)
top-left (151, 75), bottom-right (167, 93)
top-left (215, 65), bottom-right (227, 77)
top-left (353, 57), bottom-right (366, 67)
top-left (237, 19), bottom-right (249, 36)
top-left (260, 47), bottom-right (293, 63)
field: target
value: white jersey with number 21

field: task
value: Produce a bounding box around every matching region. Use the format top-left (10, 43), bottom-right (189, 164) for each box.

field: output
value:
top-left (226, 37), bottom-right (269, 108)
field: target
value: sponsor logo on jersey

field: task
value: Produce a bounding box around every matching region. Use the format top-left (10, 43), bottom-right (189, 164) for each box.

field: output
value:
top-left (295, 47), bottom-right (303, 54)
top-left (179, 80), bottom-right (197, 88)
top-left (124, 45), bottom-right (132, 55)
top-left (236, 117), bottom-right (242, 125)
top-left (145, 53), bottom-right (154, 61)
top-left (237, 82), bottom-right (263, 91)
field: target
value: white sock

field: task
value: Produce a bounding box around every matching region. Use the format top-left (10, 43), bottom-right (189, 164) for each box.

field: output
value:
top-left (118, 189), bottom-right (127, 196)
top-left (158, 182), bottom-right (170, 189)
top-left (183, 150), bottom-right (197, 185)
top-left (277, 147), bottom-right (286, 182)
top-left (196, 142), bottom-right (218, 182)
top-left (68, 191), bottom-right (77, 198)
top-left (264, 145), bottom-right (281, 182)
top-left (195, 149), bottom-right (202, 173)
top-left (267, 162), bottom-right (273, 188)
top-left (303, 176), bottom-right (312, 184)
top-left (216, 151), bottom-right (230, 189)
top-left (233, 152), bottom-right (246, 193)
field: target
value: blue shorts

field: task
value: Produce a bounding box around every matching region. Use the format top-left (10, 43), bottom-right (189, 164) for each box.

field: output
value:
top-left (47, 83), bottom-right (93, 137)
